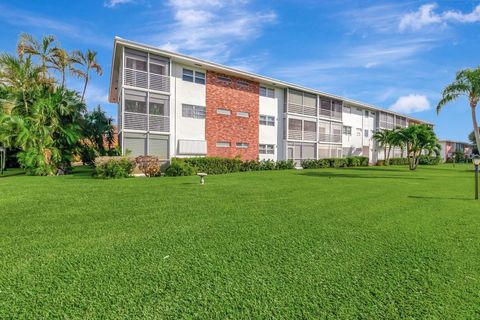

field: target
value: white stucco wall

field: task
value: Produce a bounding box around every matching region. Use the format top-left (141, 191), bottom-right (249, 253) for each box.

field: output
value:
top-left (342, 106), bottom-right (376, 161)
top-left (171, 62), bottom-right (207, 157)
top-left (258, 86), bottom-right (283, 160)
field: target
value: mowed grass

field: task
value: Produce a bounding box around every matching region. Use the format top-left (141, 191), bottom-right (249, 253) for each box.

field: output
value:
top-left (1, 165), bottom-right (479, 319)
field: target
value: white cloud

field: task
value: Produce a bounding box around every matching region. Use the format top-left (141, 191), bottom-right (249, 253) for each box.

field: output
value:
top-left (389, 94), bottom-right (430, 113)
top-left (399, 3), bottom-right (480, 31)
top-left (104, 0), bottom-right (136, 8)
top-left (143, 0), bottom-right (276, 62)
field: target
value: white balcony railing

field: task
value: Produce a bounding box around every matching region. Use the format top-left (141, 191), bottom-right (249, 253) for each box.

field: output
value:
top-left (124, 68), bottom-right (170, 92)
top-left (149, 115), bottom-right (169, 132)
top-left (287, 103), bottom-right (317, 117)
top-left (318, 134), bottom-right (342, 143)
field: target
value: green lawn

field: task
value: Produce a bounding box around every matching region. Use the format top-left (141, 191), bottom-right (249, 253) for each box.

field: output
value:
top-left (1, 165), bottom-right (479, 319)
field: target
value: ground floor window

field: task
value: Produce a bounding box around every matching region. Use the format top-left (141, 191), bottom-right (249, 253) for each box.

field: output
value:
top-left (259, 144), bottom-right (275, 154)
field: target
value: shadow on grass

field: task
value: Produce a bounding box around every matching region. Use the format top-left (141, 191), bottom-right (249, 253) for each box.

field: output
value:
top-left (298, 171), bottom-right (426, 180)
top-left (408, 195), bottom-right (473, 201)
top-left (0, 171), bottom-right (25, 178)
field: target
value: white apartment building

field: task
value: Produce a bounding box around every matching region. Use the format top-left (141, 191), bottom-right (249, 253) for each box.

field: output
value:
top-left (108, 37), bottom-right (432, 165)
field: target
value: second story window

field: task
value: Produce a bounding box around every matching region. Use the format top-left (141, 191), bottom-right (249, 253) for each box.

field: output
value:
top-left (182, 68), bottom-right (205, 84)
top-left (260, 86), bottom-right (275, 98)
top-left (149, 94), bottom-right (169, 116)
top-left (182, 68), bottom-right (194, 82)
top-left (124, 90), bottom-right (147, 113)
top-left (259, 115), bottom-right (275, 126)
top-left (126, 57), bottom-right (147, 72)
top-left (343, 126), bottom-right (352, 135)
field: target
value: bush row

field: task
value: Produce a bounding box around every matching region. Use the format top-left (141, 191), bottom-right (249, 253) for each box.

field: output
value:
top-left (301, 156), bottom-right (369, 169)
top-left (385, 156), bottom-right (441, 166)
top-left (165, 157), bottom-right (295, 176)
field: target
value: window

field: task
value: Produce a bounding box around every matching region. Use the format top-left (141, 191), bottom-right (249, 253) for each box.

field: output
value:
top-left (259, 144), bottom-right (275, 154)
top-left (237, 111), bottom-right (249, 118)
top-left (126, 57), bottom-right (147, 72)
top-left (182, 104), bottom-right (205, 119)
top-left (237, 79), bottom-right (250, 87)
top-left (364, 129), bottom-right (369, 138)
top-left (288, 118), bottom-right (302, 131)
top-left (218, 75), bottom-right (232, 83)
top-left (343, 126), bottom-right (352, 135)
top-left (343, 106), bottom-right (351, 114)
top-left (216, 108), bottom-right (231, 115)
top-left (216, 141), bottom-right (230, 147)
top-left (259, 115), bottom-right (275, 126)
top-left (149, 94), bottom-right (168, 116)
top-left (236, 142), bottom-right (249, 148)
top-left (124, 90), bottom-right (147, 113)
top-left (150, 63), bottom-right (165, 75)
top-left (195, 71), bottom-right (205, 84)
top-left (365, 110), bottom-right (369, 118)
top-left (356, 128), bottom-right (362, 137)
top-left (182, 68), bottom-right (194, 82)
top-left (260, 86), bottom-right (275, 98)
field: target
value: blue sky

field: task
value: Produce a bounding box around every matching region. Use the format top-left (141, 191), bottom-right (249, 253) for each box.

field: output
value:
top-left (1, 0), bottom-right (479, 141)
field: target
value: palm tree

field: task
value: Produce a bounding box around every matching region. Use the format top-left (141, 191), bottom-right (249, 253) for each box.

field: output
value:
top-left (398, 124), bottom-right (440, 170)
top-left (0, 54), bottom-right (42, 113)
top-left (437, 67), bottom-right (480, 154)
top-left (17, 33), bottom-right (56, 79)
top-left (72, 49), bottom-right (103, 102)
top-left (373, 129), bottom-right (390, 163)
top-left (51, 48), bottom-right (78, 88)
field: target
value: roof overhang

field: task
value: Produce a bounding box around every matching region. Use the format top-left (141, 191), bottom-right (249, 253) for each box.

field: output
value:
top-left (108, 37), bottom-right (433, 125)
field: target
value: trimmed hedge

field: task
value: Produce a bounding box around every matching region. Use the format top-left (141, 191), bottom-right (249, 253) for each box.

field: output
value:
top-left (387, 156), bottom-right (441, 166)
top-left (301, 156), bottom-right (369, 169)
top-left (388, 158), bottom-right (410, 165)
top-left (94, 156), bottom-right (136, 179)
top-left (418, 155), bottom-right (441, 165)
top-left (165, 157), bottom-right (295, 176)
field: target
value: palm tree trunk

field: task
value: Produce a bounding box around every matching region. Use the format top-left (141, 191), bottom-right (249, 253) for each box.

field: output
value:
top-left (81, 75), bottom-right (89, 103)
top-left (471, 103), bottom-right (480, 154)
top-left (61, 67), bottom-right (65, 88)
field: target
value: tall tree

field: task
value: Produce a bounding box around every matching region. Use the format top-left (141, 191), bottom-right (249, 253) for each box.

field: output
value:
top-left (51, 48), bottom-right (77, 88)
top-left (437, 67), bottom-right (480, 154)
top-left (0, 54), bottom-right (42, 113)
top-left (17, 33), bottom-right (56, 79)
top-left (73, 49), bottom-right (103, 102)
top-left (398, 124), bottom-right (440, 170)
top-left (82, 105), bottom-right (115, 154)
top-left (373, 129), bottom-right (391, 162)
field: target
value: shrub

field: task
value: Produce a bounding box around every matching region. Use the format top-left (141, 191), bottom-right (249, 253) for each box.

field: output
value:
top-left (136, 155), bottom-right (161, 177)
top-left (94, 156), bottom-right (136, 179)
top-left (388, 158), bottom-right (409, 165)
top-left (275, 160), bottom-right (295, 170)
top-left (164, 158), bottom-right (196, 176)
top-left (259, 159), bottom-right (276, 170)
top-left (166, 157), bottom-right (295, 176)
top-left (418, 155), bottom-right (441, 165)
top-left (301, 156), bottom-right (368, 169)
top-left (183, 157), bottom-right (242, 175)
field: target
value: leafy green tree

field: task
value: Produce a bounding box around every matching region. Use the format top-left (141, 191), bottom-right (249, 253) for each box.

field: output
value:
top-left (51, 48), bottom-right (78, 88)
top-left (0, 88), bottom-right (85, 175)
top-left (80, 106), bottom-right (116, 163)
top-left (73, 49), bottom-right (103, 102)
top-left (437, 67), bottom-right (480, 154)
top-left (398, 124), bottom-right (440, 170)
top-left (373, 129), bottom-right (390, 162)
top-left (468, 130), bottom-right (479, 154)
top-left (0, 54), bottom-right (42, 113)
top-left (17, 33), bottom-right (56, 79)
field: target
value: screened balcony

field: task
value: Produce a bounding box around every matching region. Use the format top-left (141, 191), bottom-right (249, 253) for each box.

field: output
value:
top-left (123, 48), bottom-right (170, 93)
top-left (319, 98), bottom-right (342, 121)
top-left (123, 89), bottom-right (170, 133)
top-left (318, 121), bottom-right (342, 143)
top-left (286, 89), bottom-right (317, 117)
top-left (287, 118), bottom-right (317, 141)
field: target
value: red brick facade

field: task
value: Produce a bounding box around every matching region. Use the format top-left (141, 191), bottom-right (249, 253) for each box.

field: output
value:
top-left (205, 71), bottom-right (259, 160)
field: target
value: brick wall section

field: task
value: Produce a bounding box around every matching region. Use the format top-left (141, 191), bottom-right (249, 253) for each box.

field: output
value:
top-left (205, 71), bottom-right (259, 160)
